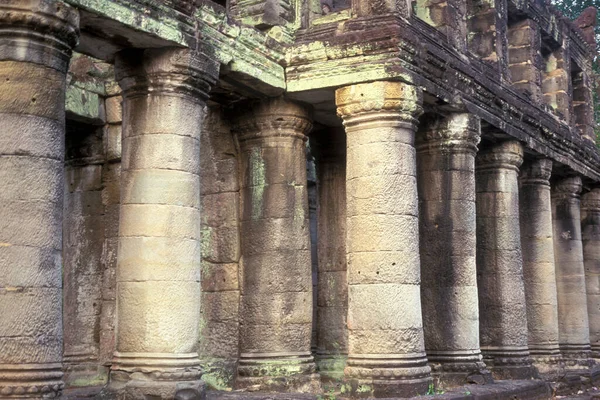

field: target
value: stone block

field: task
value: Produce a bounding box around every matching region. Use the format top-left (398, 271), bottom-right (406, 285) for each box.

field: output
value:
top-left (347, 214), bottom-right (419, 253)
top-left (117, 236), bottom-right (201, 282)
top-left (347, 284), bottom-right (423, 330)
top-left (346, 141), bottom-right (416, 179)
top-left (240, 183), bottom-right (307, 221)
top-left (242, 250), bottom-right (311, 292)
top-left (201, 291), bottom-right (240, 322)
top-left (0, 245), bottom-right (61, 288)
top-left (122, 134), bottom-right (200, 174)
top-left (201, 261), bottom-right (239, 292)
top-left (0, 199), bottom-right (62, 249)
top-left (346, 174), bottom-right (418, 217)
top-left (198, 321), bottom-right (239, 359)
top-left (241, 291), bottom-right (312, 325)
top-left (124, 95), bottom-right (203, 139)
top-left (0, 114), bottom-right (63, 159)
top-left (119, 204), bottom-right (201, 241)
top-left (347, 250), bottom-right (420, 285)
top-left (0, 157), bottom-right (63, 202)
top-left (239, 323), bottom-right (312, 353)
top-left (105, 95), bottom-right (123, 124)
top-left (122, 169), bottom-right (200, 209)
top-left (201, 192), bottom-right (239, 227)
top-left (104, 124), bottom-right (122, 161)
top-left (240, 218), bottom-right (309, 254)
top-left (117, 280), bottom-right (200, 353)
top-left (201, 225), bottom-right (241, 263)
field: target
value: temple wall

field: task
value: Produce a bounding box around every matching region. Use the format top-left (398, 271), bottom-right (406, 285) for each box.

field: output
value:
top-left (63, 121), bottom-right (107, 387)
top-left (198, 105), bottom-right (241, 390)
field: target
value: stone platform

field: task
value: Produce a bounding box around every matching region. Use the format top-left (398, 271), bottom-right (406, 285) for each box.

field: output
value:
top-left (63, 380), bottom-right (551, 399)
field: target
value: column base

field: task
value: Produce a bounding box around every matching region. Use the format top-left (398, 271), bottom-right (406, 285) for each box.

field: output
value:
top-left (528, 345), bottom-right (562, 381)
top-left (315, 353), bottom-right (347, 381)
top-left (103, 352), bottom-right (205, 400)
top-left (198, 358), bottom-right (237, 391)
top-left (344, 354), bottom-right (432, 397)
top-left (427, 351), bottom-right (492, 388)
top-left (236, 353), bottom-right (321, 393)
top-left (0, 363), bottom-right (64, 399)
top-left (561, 345), bottom-right (593, 372)
top-left (482, 347), bottom-right (537, 380)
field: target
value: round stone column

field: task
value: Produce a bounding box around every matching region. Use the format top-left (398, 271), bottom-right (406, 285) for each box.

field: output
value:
top-left (416, 114), bottom-right (488, 387)
top-left (475, 140), bottom-right (535, 380)
top-left (234, 98), bottom-right (320, 393)
top-left (519, 158), bottom-right (561, 378)
top-left (336, 81), bottom-right (432, 397)
top-left (581, 188), bottom-right (600, 361)
top-left (108, 48), bottom-right (218, 398)
top-left (552, 176), bottom-right (592, 371)
top-left (0, 2), bottom-right (78, 398)
top-left (313, 128), bottom-right (348, 380)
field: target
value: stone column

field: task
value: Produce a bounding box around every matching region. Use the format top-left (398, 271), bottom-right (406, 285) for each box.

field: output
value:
top-left (582, 188), bottom-right (600, 361)
top-left (234, 98), bottom-right (319, 393)
top-left (108, 48), bottom-right (218, 398)
top-left (519, 158), bottom-right (561, 378)
top-left (0, 2), bottom-right (78, 398)
top-left (336, 81), bottom-right (432, 397)
top-left (313, 128), bottom-right (348, 380)
top-left (417, 114), bottom-right (488, 387)
top-left (552, 176), bottom-right (592, 371)
top-left (476, 140), bottom-right (535, 380)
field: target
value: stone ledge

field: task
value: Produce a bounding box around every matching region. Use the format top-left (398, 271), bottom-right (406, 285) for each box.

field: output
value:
top-left (206, 380), bottom-right (550, 399)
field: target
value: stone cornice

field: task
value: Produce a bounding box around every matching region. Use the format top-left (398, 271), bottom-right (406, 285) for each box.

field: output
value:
top-left (287, 14), bottom-right (600, 183)
top-left (476, 141), bottom-right (524, 172)
top-left (115, 47), bottom-right (218, 101)
top-left (0, 1), bottom-right (79, 72)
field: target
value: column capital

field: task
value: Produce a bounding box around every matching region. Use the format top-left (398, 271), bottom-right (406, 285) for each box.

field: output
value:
top-left (552, 176), bottom-right (582, 199)
top-left (115, 47), bottom-right (219, 101)
top-left (582, 188), bottom-right (600, 211)
top-left (416, 113), bottom-right (480, 153)
top-left (0, 0), bottom-right (79, 72)
top-left (335, 81), bottom-right (423, 126)
top-left (233, 97), bottom-right (313, 143)
top-left (476, 140), bottom-right (524, 171)
top-left (520, 158), bottom-right (553, 186)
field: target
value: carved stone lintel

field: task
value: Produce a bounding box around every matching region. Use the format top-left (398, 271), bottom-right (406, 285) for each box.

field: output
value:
top-left (233, 97), bottom-right (313, 143)
top-left (0, 1), bottom-right (79, 72)
top-left (520, 158), bottom-right (553, 186)
top-left (476, 140), bottom-right (524, 171)
top-left (115, 47), bottom-right (219, 101)
top-left (416, 113), bottom-right (480, 154)
top-left (335, 81), bottom-right (423, 128)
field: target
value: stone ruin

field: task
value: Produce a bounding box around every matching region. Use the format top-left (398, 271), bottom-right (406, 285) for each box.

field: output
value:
top-left (0, 0), bottom-right (600, 398)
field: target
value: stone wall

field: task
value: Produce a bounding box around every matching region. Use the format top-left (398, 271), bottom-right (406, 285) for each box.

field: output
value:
top-left (63, 120), bottom-right (107, 387)
top-left (198, 105), bottom-right (241, 390)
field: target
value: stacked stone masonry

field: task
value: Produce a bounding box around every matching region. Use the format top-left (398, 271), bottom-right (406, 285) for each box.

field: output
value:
top-left (0, 0), bottom-right (600, 399)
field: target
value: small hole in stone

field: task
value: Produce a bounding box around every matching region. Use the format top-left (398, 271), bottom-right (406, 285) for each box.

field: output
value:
top-left (5, 78), bottom-right (9, 82)
top-left (31, 97), bottom-right (37, 103)
top-left (358, 271), bottom-right (361, 274)
top-left (376, 271), bottom-right (379, 275)
top-left (392, 263), bottom-right (396, 266)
